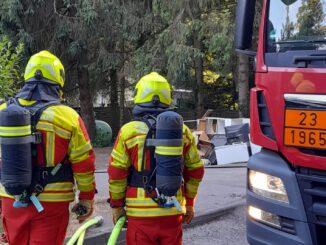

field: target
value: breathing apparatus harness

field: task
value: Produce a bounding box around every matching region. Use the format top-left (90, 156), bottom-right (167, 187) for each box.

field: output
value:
top-left (129, 110), bottom-right (184, 211)
top-left (0, 98), bottom-right (73, 212)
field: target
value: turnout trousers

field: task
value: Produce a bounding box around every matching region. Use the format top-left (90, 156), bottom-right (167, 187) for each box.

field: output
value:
top-left (2, 197), bottom-right (69, 245)
top-left (126, 214), bottom-right (183, 245)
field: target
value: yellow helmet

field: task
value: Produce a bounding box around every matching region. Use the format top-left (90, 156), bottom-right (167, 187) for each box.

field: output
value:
top-left (24, 50), bottom-right (65, 87)
top-left (134, 72), bottom-right (172, 106)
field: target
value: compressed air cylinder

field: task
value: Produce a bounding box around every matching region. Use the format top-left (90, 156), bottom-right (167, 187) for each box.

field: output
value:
top-left (155, 111), bottom-right (183, 196)
top-left (0, 104), bottom-right (33, 195)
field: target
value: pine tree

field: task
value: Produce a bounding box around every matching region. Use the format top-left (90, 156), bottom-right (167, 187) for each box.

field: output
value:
top-left (297, 0), bottom-right (325, 37)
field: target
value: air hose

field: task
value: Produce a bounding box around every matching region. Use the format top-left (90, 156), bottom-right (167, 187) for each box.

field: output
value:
top-left (66, 216), bottom-right (104, 245)
top-left (107, 216), bottom-right (127, 245)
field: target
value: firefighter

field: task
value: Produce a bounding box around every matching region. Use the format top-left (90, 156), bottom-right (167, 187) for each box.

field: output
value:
top-left (108, 72), bottom-right (204, 245)
top-left (0, 51), bottom-right (96, 245)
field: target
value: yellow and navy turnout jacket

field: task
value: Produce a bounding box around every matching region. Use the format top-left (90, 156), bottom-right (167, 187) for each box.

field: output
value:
top-left (108, 120), bottom-right (204, 217)
top-left (0, 98), bottom-right (96, 202)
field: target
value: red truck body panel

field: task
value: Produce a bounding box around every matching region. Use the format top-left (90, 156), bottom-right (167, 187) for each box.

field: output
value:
top-left (251, 0), bottom-right (326, 170)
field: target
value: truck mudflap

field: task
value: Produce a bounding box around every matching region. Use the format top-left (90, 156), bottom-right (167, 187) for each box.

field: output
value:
top-left (247, 148), bottom-right (313, 245)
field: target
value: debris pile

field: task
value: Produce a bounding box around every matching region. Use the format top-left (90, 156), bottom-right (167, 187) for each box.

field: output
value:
top-left (188, 110), bottom-right (258, 166)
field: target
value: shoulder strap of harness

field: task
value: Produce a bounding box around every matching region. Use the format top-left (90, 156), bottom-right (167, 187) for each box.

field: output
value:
top-left (8, 98), bottom-right (60, 130)
top-left (4, 99), bottom-right (61, 144)
top-left (26, 101), bottom-right (73, 196)
top-left (129, 115), bottom-right (157, 192)
top-left (27, 101), bottom-right (61, 129)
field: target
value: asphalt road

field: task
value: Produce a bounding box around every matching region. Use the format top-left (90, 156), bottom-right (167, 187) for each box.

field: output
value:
top-left (183, 205), bottom-right (248, 245)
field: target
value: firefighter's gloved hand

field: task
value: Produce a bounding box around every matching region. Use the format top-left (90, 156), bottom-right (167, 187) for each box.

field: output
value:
top-left (183, 206), bottom-right (195, 224)
top-left (111, 207), bottom-right (126, 224)
top-left (72, 199), bottom-right (94, 223)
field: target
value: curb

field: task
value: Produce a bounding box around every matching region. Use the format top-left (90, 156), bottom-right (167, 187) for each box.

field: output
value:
top-left (183, 199), bottom-right (245, 229)
top-left (95, 164), bottom-right (247, 173)
top-left (79, 200), bottom-right (245, 245)
top-left (204, 163), bottom-right (247, 168)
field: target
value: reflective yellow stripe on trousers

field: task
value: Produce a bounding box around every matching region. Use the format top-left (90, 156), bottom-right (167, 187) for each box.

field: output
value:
top-left (126, 207), bottom-right (185, 217)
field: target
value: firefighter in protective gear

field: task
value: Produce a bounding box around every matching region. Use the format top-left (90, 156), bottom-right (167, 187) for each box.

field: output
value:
top-left (0, 51), bottom-right (96, 245)
top-left (108, 72), bottom-right (204, 245)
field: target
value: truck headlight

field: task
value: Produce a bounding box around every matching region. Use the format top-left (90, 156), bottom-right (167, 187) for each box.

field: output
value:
top-left (248, 170), bottom-right (289, 203)
top-left (248, 206), bottom-right (281, 228)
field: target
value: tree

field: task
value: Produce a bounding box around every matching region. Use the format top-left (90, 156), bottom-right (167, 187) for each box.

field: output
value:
top-left (281, 6), bottom-right (295, 40)
top-left (0, 36), bottom-right (24, 99)
top-left (297, 0), bottom-right (325, 37)
top-left (236, 0), bottom-right (263, 118)
top-left (237, 53), bottom-right (249, 117)
top-left (0, 0), bottom-right (98, 139)
top-left (130, 0), bottom-right (238, 117)
top-left (0, 0), bottom-right (244, 134)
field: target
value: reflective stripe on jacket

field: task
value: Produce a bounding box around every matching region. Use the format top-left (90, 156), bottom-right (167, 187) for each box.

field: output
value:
top-left (108, 120), bottom-right (204, 217)
top-left (0, 99), bottom-right (96, 202)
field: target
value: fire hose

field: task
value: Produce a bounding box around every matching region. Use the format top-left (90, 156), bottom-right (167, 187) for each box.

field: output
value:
top-left (66, 216), bottom-right (104, 245)
top-left (66, 215), bottom-right (126, 245)
top-left (107, 216), bottom-right (126, 245)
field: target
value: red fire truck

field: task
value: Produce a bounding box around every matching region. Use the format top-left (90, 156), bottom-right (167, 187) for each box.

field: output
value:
top-left (235, 0), bottom-right (326, 244)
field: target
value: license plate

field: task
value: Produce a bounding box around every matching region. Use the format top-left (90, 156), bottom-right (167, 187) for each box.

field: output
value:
top-left (284, 109), bottom-right (326, 149)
